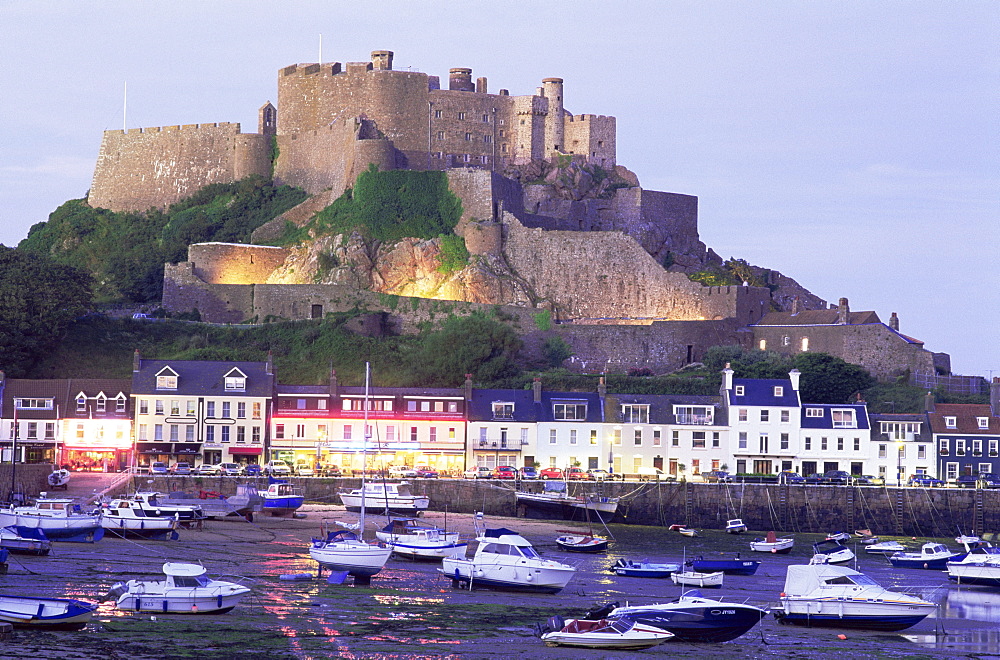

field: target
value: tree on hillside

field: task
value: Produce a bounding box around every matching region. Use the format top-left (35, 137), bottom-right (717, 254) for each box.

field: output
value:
top-left (794, 352), bottom-right (875, 404)
top-left (408, 313), bottom-right (522, 386)
top-left (0, 247), bottom-right (93, 376)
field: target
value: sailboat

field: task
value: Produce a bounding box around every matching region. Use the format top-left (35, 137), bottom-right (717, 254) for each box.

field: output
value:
top-left (555, 494), bottom-right (611, 553)
top-left (309, 363), bottom-right (392, 582)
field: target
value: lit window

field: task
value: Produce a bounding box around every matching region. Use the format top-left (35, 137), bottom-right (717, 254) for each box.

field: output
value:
top-left (832, 409), bottom-right (856, 428)
top-left (774, 386), bottom-right (784, 397)
top-left (553, 403), bottom-right (587, 421)
top-left (156, 375), bottom-right (177, 390)
top-left (225, 376), bottom-right (246, 391)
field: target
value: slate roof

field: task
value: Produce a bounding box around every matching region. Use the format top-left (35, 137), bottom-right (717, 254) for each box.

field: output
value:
top-left (607, 393), bottom-right (726, 425)
top-left (131, 360), bottom-right (274, 397)
top-left (728, 378), bottom-right (800, 407)
top-left (928, 404), bottom-right (1000, 434)
top-left (800, 403), bottom-right (871, 430)
top-left (755, 310), bottom-right (881, 326)
top-left (2, 378), bottom-right (131, 419)
top-left (468, 389), bottom-right (543, 423)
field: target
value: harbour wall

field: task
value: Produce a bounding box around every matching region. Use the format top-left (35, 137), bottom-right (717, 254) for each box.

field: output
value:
top-left (0, 464), bottom-right (55, 499)
top-left (124, 476), bottom-right (995, 539)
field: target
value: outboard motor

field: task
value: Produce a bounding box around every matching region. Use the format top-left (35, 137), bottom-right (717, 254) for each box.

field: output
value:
top-left (583, 601), bottom-right (619, 620)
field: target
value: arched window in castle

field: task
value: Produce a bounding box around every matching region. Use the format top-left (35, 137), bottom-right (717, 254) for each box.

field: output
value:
top-left (801, 337), bottom-right (809, 352)
top-left (758, 339), bottom-right (767, 351)
top-left (782, 335), bottom-right (790, 346)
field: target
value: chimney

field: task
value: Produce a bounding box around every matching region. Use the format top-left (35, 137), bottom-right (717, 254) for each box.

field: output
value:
top-left (991, 377), bottom-right (1000, 417)
top-left (721, 363), bottom-right (734, 396)
top-left (449, 68), bottom-right (474, 92)
top-left (790, 296), bottom-right (800, 315)
top-left (788, 368), bottom-right (801, 392)
top-left (328, 367), bottom-right (338, 397)
top-left (598, 376), bottom-right (607, 397)
top-left (266, 350), bottom-right (274, 376)
top-left (476, 76), bottom-right (488, 94)
top-left (464, 373), bottom-right (474, 402)
top-left (837, 297), bottom-right (850, 325)
top-left (924, 391), bottom-right (935, 413)
top-left (132, 349), bottom-right (141, 372)
top-left (533, 378), bottom-right (542, 403)
top-left (889, 312), bottom-right (899, 331)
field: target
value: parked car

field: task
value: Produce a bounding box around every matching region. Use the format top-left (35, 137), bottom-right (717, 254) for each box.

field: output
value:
top-left (464, 466), bottom-right (492, 479)
top-left (319, 464), bottom-right (342, 477)
top-left (777, 470), bottom-right (806, 484)
top-left (805, 473), bottom-right (825, 484)
top-left (263, 460), bottom-right (292, 477)
top-left (194, 463), bottom-right (220, 475)
top-left (853, 474), bottom-right (884, 486)
top-left (493, 465), bottom-right (518, 480)
top-left (414, 465), bottom-right (439, 478)
top-left (586, 468), bottom-right (622, 481)
top-left (700, 470), bottom-right (732, 483)
top-left (539, 467), bottom-right (564, 480)
top-left (979, 473), bottom-right (1000, 488)
top-left (294, 462), bottom-right (315, 477)
top-left (388, 465), bottom-right (418, 478)
top-left (822, 470), bottom-right (851, 485)
top-left (908, 475), bottom-right (945, 487)
top-left (242, 463), bottom-right (262, 476)
top-left (565, 467), bottom-right (593, 480)
top-left (150, 461), bottom-right (169, 475)
top-left (519, 466), bottom-right (539, 480)
top-left (171, 462), bottom-right (192, 475)
top-left (635, 467), bottom-right (672, 481)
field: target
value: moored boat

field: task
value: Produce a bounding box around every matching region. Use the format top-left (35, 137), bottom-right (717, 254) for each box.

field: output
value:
top-left (611, 559), bottom-right (682, 578)
top-left (678, 527), bottom-right (699, 537)
top-left (750, 531), bottom-right (794, 554)
top-left (163, 484), bottom-right (263, 519)
top-left (514, 484), bottom-right (618, 523)
top-left (537, 615), bottom-right (674, 649)
top-left (826, 531), bottom-right (851, 542)
top-left (375, 517), bottom-right (466, 561)
top-left (888, 542), bottom-right (965, 570)
top-left (98, 499), bottom-right (180, 539)
top-left (947, 556), bottom-right (1000, 587)
top-left (340, 482), bottom-right (428, 516)
top-left (0, 498), bottom-right (104, 543)
top-left (259, 481), bottom-right (305, 516)
top-left (128, 491), bottom-right (205, 521)
top-left (310, 528), bottom-right (393, 577)
top-left (555, 532), bottom-right (609, 553)
top-left (0, 594), bottom-right (98, 629)
top-left (812, 539), bottom-right (855, 564)
top-left (726, 518), bottom-right (747, 534)
top-left (585, 590), bottom-right (768, 643)
top-left (775, 556), bottom-right (937, 630)
top-left (864, 540), bottom-right (908, 555)
top-left (440, 527), bottom-right (576, 593)
top-left (105, 562), bottom-right (251, 614)
top-left (0, 525), bottom-right (51, 555)
top-left (671, 570), bottom-right (724, 588)
top-left (688, 555), bottom-right (760, 575)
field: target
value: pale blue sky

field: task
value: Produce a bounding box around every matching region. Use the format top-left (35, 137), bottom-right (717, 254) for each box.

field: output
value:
top-left (1, 1), bottom-right (996, 377)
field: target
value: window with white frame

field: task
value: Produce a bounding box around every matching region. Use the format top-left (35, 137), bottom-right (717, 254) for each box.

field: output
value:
top-left (821, 437), bottom-right (828, 451)
top-left (429, 427), bottom-right (437, 442)
top-left (186, 426), bottom-right (194, 442)
top-left (224, 375), bottom-right (246, 392)
top-left (275, 424), bottom-right (284, 439)
top-left (672, 430), bottom-right (679, 447)
top-left (553, 403), bottom-right (587, 421)
top-left (939, 438), bottom-right (949, 455)
top-left (713, 432), bottom-right (720, 447)
top-left (76, 396), bottom-right (86, 413)
top-left (611, 429), bottom-right (621, 445)
top-left (634, 428), bottom-right (642, 445)
top-left (206, 401), bottom-right (215, 417)
top-left (837, 438), bottom-right (844, 451)
top-left (944, 416), bottom-right (957, 429)
top-left (805, 436), bottom-right (812, 450)
top-left (674, 405), bottom-right (713, 425)
top-left (880, 421), bottom-right (922, 439)
top-left (780, 433), bottom-right (789, 450)
top-left (410, 427), bottom-right (418, 442)
top-left (991, 440), bottom-right (999, 457)
top-left (138, 424), bottom-right (148, 440)
top-left (774, 386), bottom-right (784, 397)
top-left (222, 402), bottom-right (230, 418)
top-left (139, 400), bottom-right (149, 415)
top-left (221, 426), bottom-right (230, 443)
top-left (653, 429), bottom-right (661, 446)
top-left (590, 430), bottom-right (598, 445)
top-left (26, 422), bottom-right (37, 439)
top-left (692, 432), bottom-right (706, 449)
top-left (738, 409), bottom-right (748, 422)
top-left (805, 407), bottom-right (823, 418)
top-left (759, 433), bottom-right (768, 453)
top-left (549, 429), bottom-right (557, 444)
top-left (832, 409), bottom-right (857, 428)
top-left (853, 437), bottom-right (860, 451)
top-left (237, 402), bottom-right (246, 419)
top-left (738, 431), bottom-right (748, 450)
top-left (155, 400), bottom-right (164, 415)
top-left (918, 444), bottom-right (926, 459)
top-left (760, 410), bottom-right (769, 423)
top-left (569, 430), bottom-right (577, 445)
top-left (978, 417), bottom-right (990, 429)
top-left (622, 404), bottom-right (649, 423)
top-left (781, 410), bottom-right (790, 423)
top-left (14, 398), bottom-right (53, 410)
top-left (946, 462), bottom-right (959, 480)
top-left (156, 374), bottom-right (177, 390)
top-left (956, 439), bottom-right (966, 456)
top-left (980, 463), bottom-right (992, 474)
top-left (973, 439), bottom-right (983, 456)
top-left (170, 400), bottom-right (179, 416)
top-left (878, 444), bottom-right (887, 458)
top-left (735, 385), bottom-right (745, 396)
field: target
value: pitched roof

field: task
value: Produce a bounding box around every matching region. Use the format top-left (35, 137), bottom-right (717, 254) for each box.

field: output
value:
top-left (800, 403), bottom-right (871, 430)
top-left (928, 403), bottom-right (1000, 434)
top-left (755, 310), bottom-right (881, 326)
top-left (728, 378), bottom-right (800, 407)
top-left (131, 360), bottom-right (274, 397)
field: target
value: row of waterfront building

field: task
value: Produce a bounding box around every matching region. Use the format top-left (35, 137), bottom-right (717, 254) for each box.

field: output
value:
top-left (2, 352), bottom-right (999, 484)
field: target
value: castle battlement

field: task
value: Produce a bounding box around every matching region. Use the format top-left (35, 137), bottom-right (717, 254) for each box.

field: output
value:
top-left (117, 122), bottom-right (243, 136)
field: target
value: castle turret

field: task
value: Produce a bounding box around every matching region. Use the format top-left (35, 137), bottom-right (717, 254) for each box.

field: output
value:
top-left (837, 297), bottom-right (850, 324)
top-left (371, 50), bottom-right (393, 70)
top-left (889, 312), bottom-right (899, 331)
top-left (258, 102), bottom-right (276, 136)
top-left (449, 68), bottom-right (474, 92)
top-left (542, 78), bottom-right (564, 156)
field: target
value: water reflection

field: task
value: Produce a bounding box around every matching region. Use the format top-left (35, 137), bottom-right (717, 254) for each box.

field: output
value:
top-left (944, 587), bottom-right (1000, 622)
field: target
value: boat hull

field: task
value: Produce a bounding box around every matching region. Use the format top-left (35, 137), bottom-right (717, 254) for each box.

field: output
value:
top-left (386, 541), bottom-right (468, 561)
top-left (101, 518), bottom-right (179, 540)
top-left (612, 560), bottom-right (682, 578)
top-left (541, 622), bottom-right (672, 649)
top-left (750, 539), bottom-right (794, 554)
top-left (0, 512), bottom-right (103, 542)
top-left (889, 556), bottom-right (957, 570)
top-left (261, 496), bottom-right (305, 516)
top-left (671, 571), bottom-right (724, 588)
top-left (0, 595), bottom-right (98, 629)
top-left (115, 591), bottom-right (248, 614)
top-left (689, 559), bottom-right (760, 575)
top-left (441, 558), bottom-right (575, 594)
top-left (514, 493), bottom-right (618, 523)
top-left (776, 604), bottom-right (932, 631)
top-left (948, 563), bottom-right (1000, 587)
top-left (341, 495), bottom-right (428, 515)
top-left (555, 536), bottom-right (608, 553)
top-left (0, 527), bottom-right (52, 555)
top-left (611, 604), bottom-right (766, 643)
top-left (310, 542), bottom-right (391, 577)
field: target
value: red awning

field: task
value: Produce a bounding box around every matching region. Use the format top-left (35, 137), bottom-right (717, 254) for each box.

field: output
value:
top-left (228, 447), bottom-right (263, 455)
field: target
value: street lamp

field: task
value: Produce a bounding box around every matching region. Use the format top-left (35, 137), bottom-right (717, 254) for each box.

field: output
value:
top-left (316, 427), bottom-right (326, 473)
top-left (897, 439), bottom-right (904, 487)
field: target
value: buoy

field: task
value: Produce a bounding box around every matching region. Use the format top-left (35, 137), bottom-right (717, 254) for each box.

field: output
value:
top-left (192, 604), bottom-right (198, 613)
top-left (772, 548), bottom-right (777, 553)
top-left (837, 634), bottom-right (847, 640)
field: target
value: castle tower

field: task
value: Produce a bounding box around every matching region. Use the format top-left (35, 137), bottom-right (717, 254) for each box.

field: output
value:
top-left (449, 68), bottom-right (475, 92)
top-left (258, 102), bottom-right (276, 136)
top-left (542, 77), bottom-right (565, 157)
top-left (371, 50), bottom-right (393, 70)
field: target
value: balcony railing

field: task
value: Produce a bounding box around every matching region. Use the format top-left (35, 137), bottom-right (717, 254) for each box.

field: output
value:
top-left (476, 439), bottom-right (528, 450)
top-left (675, 414), bottom-right (713, 426)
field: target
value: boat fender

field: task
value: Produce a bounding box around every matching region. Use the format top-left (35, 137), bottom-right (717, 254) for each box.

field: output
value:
top-left (772, 548), bottom-right (777, 553)
top-left (525, 573), bottom-right (533, 581)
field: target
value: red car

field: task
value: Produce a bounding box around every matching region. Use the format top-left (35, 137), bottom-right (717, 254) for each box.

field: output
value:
top-left (565, 467), bottom-right (594, 481)
top-left (539, 467), bottom-right (563, 480)
top-left (493, 465), bottom-right (517, 480)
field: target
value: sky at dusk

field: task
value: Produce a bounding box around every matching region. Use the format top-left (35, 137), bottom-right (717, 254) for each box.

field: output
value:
top-left (1, 1), bottom-right (996, 377)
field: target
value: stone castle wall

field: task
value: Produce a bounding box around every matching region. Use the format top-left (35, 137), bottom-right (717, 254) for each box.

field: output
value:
top-left (89, 123), bottom-right (271, 212)
top-left (188, 243), bottom-right (291, 284)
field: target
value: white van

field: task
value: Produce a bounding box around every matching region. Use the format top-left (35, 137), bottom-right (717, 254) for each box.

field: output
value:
top-left (636, 467), bottom-right (672, 481)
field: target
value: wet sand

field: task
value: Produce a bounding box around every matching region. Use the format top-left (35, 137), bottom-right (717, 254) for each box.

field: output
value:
top-left (0, 503), bottom-right (995, 659)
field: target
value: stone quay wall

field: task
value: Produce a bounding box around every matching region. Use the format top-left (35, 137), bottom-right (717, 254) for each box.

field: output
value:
top-left (125, 476), bottom-right (993, 538)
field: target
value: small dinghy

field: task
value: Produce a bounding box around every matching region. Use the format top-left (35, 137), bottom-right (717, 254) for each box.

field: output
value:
top-left (750, 531), bottom-right (794, 554)
top-left (678, 527), bottom-right (699, 537)
top-left (106, 562), bottom-right (251, 614)
top-left (376, 517), bottom-right (467, 561)
top-left (0, 594), bottom-right (98, 629)
top-left (826, 531), bottom-right (851, 542)
top-left (671, 570), bottom-right (724, 588)
top-left (612, 558), bottom-right (682, 578)
top-left (0, 526), bottom-right (51, 555)
top-left (46, 469), bottom-right (71, 490)
top-left (864, 540), bottom-right (908, 555)
top-left (536, 615), bottom-right (674, 649)
top-left (555, 533), bottom-right (609, 553)
top-left (812, 539), bottom-right (855, 564)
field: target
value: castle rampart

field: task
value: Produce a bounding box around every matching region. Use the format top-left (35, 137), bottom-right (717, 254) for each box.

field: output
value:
top-left (187, 243), bottom-right (290, 284)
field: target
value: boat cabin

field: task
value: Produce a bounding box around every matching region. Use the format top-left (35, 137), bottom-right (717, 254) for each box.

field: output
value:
top-left (476, 528), bottom-right (540, 559)
top-left (264, 483), bottom-right (304, 497)
top-left (162, 562), bottom-right (211, 588)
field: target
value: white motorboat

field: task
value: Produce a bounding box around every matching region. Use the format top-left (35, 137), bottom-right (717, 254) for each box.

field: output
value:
top-left (440, 526), bottom-right (576, 593)
top-left (0, 525), bottom-right (51, 555)
top-left (726, 518), bottom-right (747, 534)
top-left (0, 498), bottom-right (104, 543)
top-left (375, 517), bottom-right (467, 561)
top-left (611, 559), bottom-right (682, 578)
top-left (164, 484), bottom-right (263, 519)
top-left (340, 482), bottom-right (429, 516)
top-left (538, 616), bottom-right (673, 649)
top-left (864, 540), bottom-right (908, 555)
top-left (586, 591), bottom-right (768, 643)
top-left (946, 541), bottom-right (1000, 586)
top-left (46, 469), bottom-right (71, 490)
top-left (259, 481), bottom-right (305, 516)
top-left (750, 531), bottom-right (794, 554)
top-left (671, 570), bottom-right (724, 588)
top-left (128, 492), bottom-right (205, 521)
top-left (775, 556), bottom-right (937, 630)
top-left (106, 562), bottom-right (251, 614)
top-left (99, 499), bottom-right (180, 539)
top-left (826, 531), bottom-right (851, 542)
top-left (888, 542), bottom-right (965, 569)
top-left (0, 594), bottom-right (97, 629)
top-left (308, 363), bottom-right (391, 582)
top-left (812, 539), bottom-right (855, 564)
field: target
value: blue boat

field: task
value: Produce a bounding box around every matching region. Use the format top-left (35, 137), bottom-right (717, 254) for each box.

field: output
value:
top-left (612, 559), bottom-right (682, 578)
top-left (0, 594), bottom-right (98, 629)
top-left (888, 542), bottom-right (965, 570)
top-left (688, 555), bottom-right (760, 575)
top-left (259, 480), bottom-right (304, 516)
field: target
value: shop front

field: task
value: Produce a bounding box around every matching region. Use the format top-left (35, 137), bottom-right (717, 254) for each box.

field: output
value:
top-left (229, 445), bottom-right (264, 468)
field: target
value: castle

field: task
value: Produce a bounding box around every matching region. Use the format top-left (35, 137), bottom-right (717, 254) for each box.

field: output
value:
top-left (87, 50), bottom-right (945, 382)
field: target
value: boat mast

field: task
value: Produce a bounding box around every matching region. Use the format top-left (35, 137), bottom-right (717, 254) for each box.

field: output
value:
top-left (360, 362), bottom-right (370, 537)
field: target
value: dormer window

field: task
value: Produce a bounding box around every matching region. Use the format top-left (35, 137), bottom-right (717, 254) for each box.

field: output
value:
top-left (76, 395), bottom-right (87, 413)
top-left (832, 409), bottom-right (857, 428)
top-left (115, 394), bottom-right (126, 413)
top-left (553, 402), bottom-right (587, 421)
top-left (944, 416), bottom-right (957, 429)
top-left (96, 394), bottom-right (107, 413)
top-left (155, 367), bottom-right (179, 390)
top-left (492, 402), bottom-right (514, 420)
top-left (774, 386), bottom-right (784, 397)
top-left (735, 385), bottom-right (745, 396)
top-left (806, 408), bottom-right (823, 417)
top-left (978, 417), bottom-right (989, 430)
top-left (224, 368), bottom-right (247, 392)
